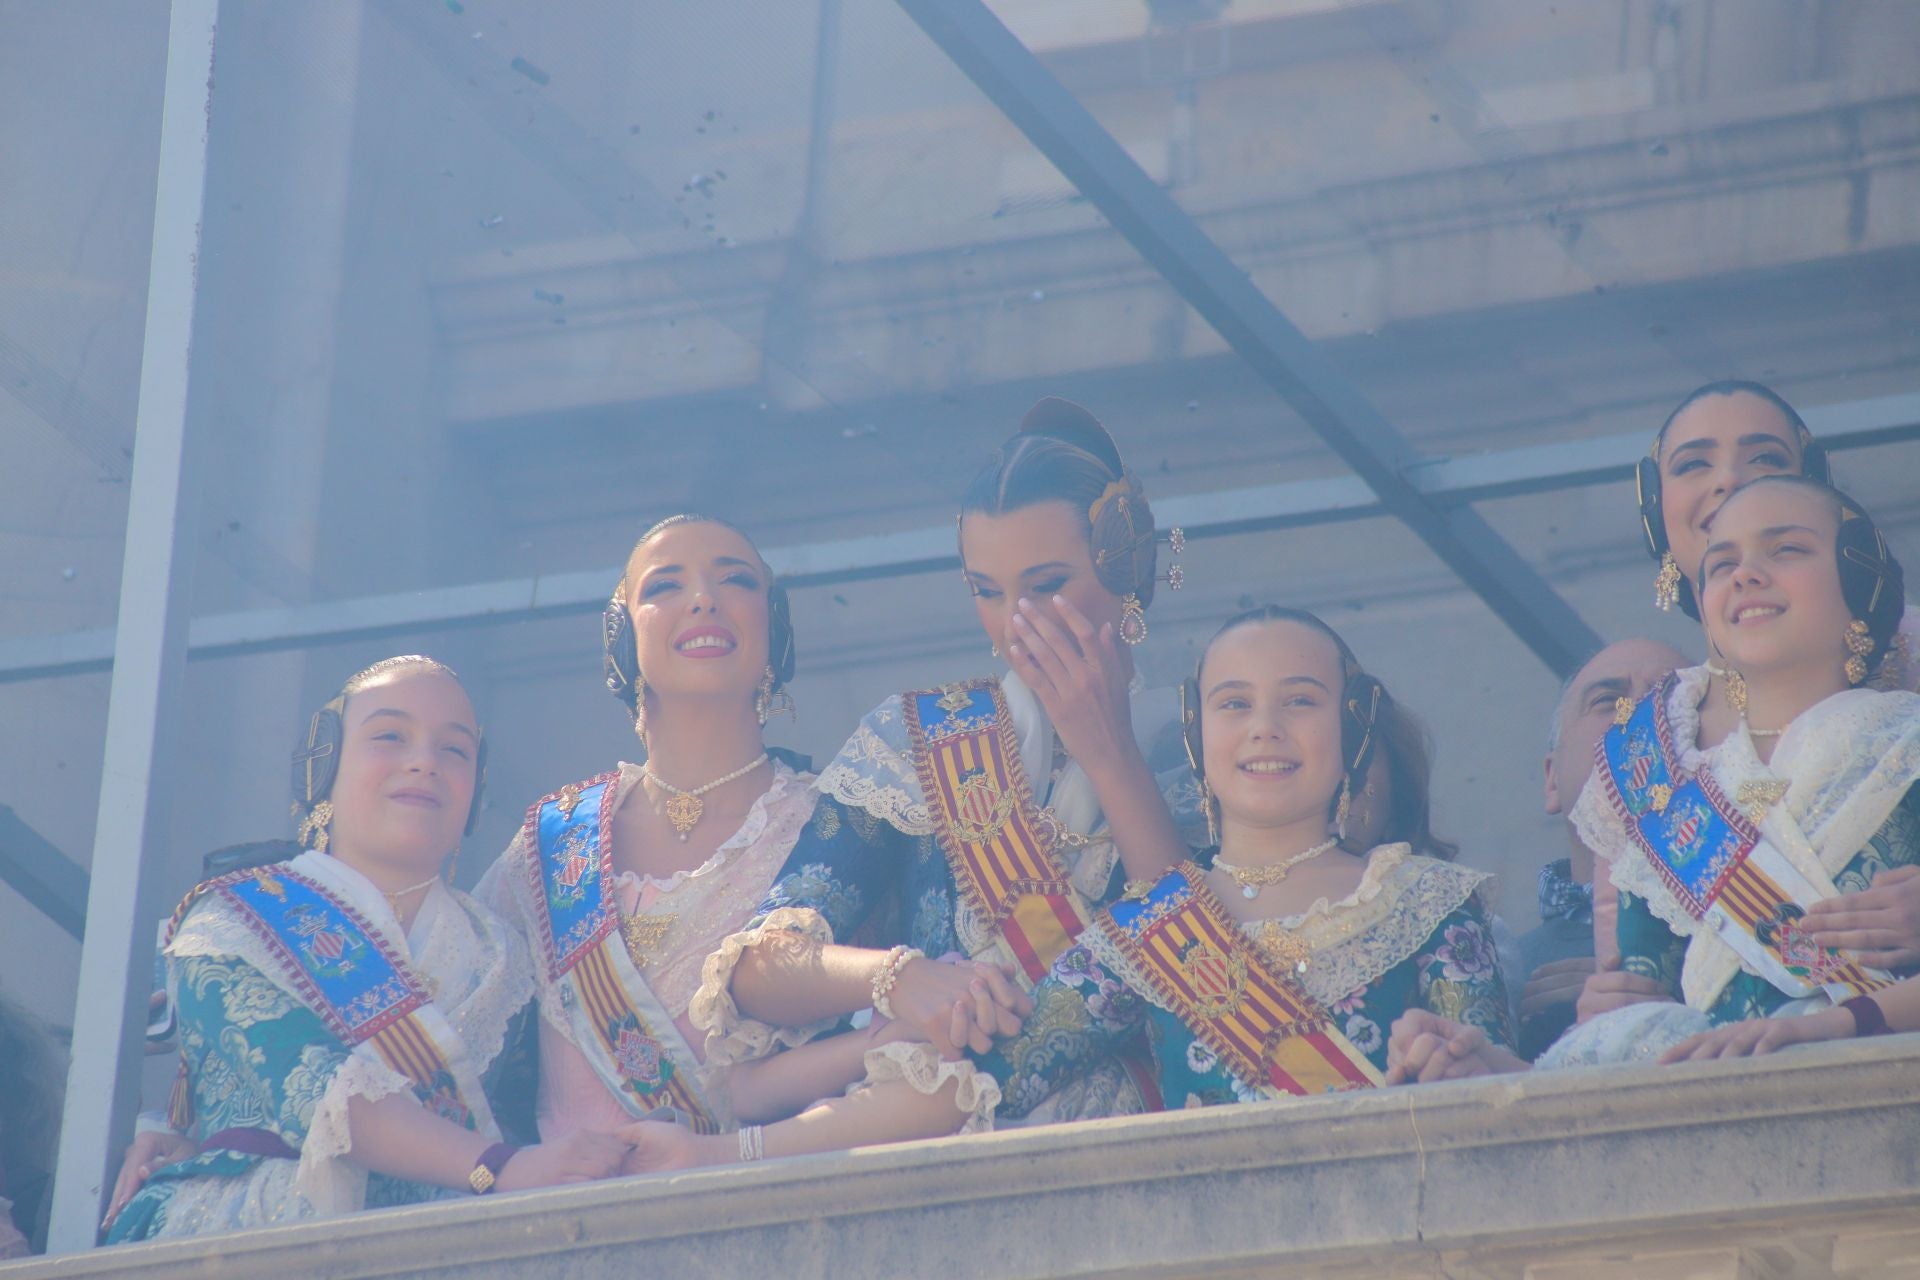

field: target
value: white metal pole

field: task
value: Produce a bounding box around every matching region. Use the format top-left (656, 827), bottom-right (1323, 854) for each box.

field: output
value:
top-left (44, 0), bottom-right (220, 1253)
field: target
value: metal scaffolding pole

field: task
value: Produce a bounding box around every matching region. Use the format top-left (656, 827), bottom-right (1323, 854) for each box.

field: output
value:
top-left (44, 0), bottom-right (220, 1252)
top-left (892, 0), bottom-right (1602, 675)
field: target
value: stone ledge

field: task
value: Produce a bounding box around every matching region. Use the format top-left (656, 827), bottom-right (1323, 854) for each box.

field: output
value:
top-left (12, 1035), bottom-right (1920, 1279)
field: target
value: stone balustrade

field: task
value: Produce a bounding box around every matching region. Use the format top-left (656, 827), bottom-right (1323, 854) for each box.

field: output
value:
top-left (11, 1034), bottom-right (1920, 1279)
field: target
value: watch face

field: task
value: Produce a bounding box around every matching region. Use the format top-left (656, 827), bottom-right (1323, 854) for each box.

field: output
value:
top-left (469, 1165), bottom-right (495, 1195)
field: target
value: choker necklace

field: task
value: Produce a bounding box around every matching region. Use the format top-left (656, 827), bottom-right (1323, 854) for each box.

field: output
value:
top-left (383, 875), bottom-right (439, 915)
top-left (644, 753), bottom-right (770, 841)
top-left (1214, 837), bottom-right (1340, 900)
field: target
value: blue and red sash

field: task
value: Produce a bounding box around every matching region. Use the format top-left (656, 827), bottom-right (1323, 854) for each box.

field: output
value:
top-left (524, 773), bottom-right (718, 1132)
top-left (1100, 865), bottom-right (1381, 1098)
top-left (168, 864), bottom-right (493, 1134)
top-left (1598, 676), bottom-right (1894, 1003)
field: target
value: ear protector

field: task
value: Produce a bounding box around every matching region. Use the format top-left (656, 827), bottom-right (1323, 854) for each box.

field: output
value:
top-left (291, 695), bottom-right (488, 838)
top-left (603, 579), bottom-right (797, 720)
top-left (1637, 436), bottom-right (1830, 622)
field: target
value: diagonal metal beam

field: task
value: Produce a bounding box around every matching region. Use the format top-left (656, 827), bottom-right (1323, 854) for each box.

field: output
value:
top-left (891, 0), bottom-right (1601, 674)
top-left (1, 393), bottom-right (1914, 686)
top-left (0, 804), bottom-right (90, 941)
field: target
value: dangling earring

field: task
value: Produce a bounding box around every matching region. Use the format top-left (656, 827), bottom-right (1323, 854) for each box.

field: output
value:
top-left (1200, 779), bottom-right (1220, 847)
top-left (755, 667), bottom-right (775, 725)
top-left (1653, 552), bottom-right (1682, 611)
top-left (632, 676), bottom-right (649, 743)
top-left (1334, 777), bottom-right (1352, 842)
top-left (1845, 619), bottom-right (1874, 685)
top-left (1162, 526), bottom-right (1186, 592)
top-left (1119, 594), bottom-right (1148, 646)
top-left (297, 800), bottom-right (335, 855)
top-left (991, 643), bottom-right (1001, 660)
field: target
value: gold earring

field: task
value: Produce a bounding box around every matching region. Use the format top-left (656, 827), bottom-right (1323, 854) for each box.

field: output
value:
top-left (1334, 777), bottom-right (1352, 842)
top-left (633, 675), bottom-right (649, 743)
top-left (991, 644), bottom-right (1000, 659)
top-left (1845, 619), bottom-right (1874, 685)
top-left (297, 800), bottom-right (335, 855)
top-left (755, 666), bottom-right (775, 725)
top-left (1723, 666), bottom-right (1749, 715)
top-left (1653, 552), bottom-right (1682, 612)
top-left (1200, 778), bottom-right (1220, 847)
top-left (1119, 594), bottom-right (1148, 646)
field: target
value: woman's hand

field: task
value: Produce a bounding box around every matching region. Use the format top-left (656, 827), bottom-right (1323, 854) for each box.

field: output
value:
top-left (1007, 595), bottom-right (1136, 776)
top-left (1517, 956), bottom-right (1597, 1025)
top-left (889, 956), bottom-right (1030, 1057)
top-left (614, 1120), bottom-right (728, 1175)
top-left (1384, 1009), bottom-right (1527, 1084)
top-left (104, 1129), bottom-right (199, 1228)
top-left (494, 1131), bottom-right (632, 1191)
top-left (1803, 866), bottom-right (1920, 970)
top-left (1575, 956), bottom-right (1675, 1023)
top-left (1658, 1007), bottom-right (1854, 1064)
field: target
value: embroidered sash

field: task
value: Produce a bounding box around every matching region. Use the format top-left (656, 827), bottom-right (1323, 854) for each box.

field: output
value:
top-left (1599, 677), bottom-right (1895, 1003)
top-left (525, 773), bottom-right (719, 1133)
top-left (1100, 865), bottom-right (1382, 1097)
top-left (903, 679), bottom-right (1093, 984)
top-left (174, 865), bottom-right (497, 1136)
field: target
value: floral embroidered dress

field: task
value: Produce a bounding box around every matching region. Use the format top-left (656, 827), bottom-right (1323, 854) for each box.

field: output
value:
top-left (690, 669), bottom-right (1180, 1127)
top-left (475, 761), bottom-right (818, 1137)
top-left (1543, 679), bottom-right (1920, 1068)
top-left (108, 851), bottom-right (535, 1243)
top-left (974, 846), bottom-right (1512, 1114)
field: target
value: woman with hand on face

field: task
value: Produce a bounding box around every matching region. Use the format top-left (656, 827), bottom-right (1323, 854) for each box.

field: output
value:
top-left (620, 606), bottom-right (1510, 1170)
top-left (474, 517), bottom-right (927, 1150)
top-left (107, 658), bottom-right (626, 1243)
top-left (689, 399), bottom-right (1189, 1132)
top-left (1396, 477), bottom-right (1919, 1077)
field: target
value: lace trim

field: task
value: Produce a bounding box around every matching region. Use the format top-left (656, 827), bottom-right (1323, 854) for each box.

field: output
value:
top-left (299, 1053), bottom-right (416, 1214)
top-left (608, 760), bottom-right (809, 894)
top-left (1662, 665), bottom-right (1716, 778)
top-left (687, 906), bottom-right (838, 1067)
top-left (1290, 856), bottom-right (1488, 1005)
top-left (850, 1041), bottom-right (1000, 1135)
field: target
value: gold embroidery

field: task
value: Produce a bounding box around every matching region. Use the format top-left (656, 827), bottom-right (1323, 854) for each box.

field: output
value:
top-left (1180, 941), bottom-right (1247, 1018)
top-left (1648, 783), bottom-right (1673, 813)
top-left (1737, 778), bottom-right (1790, 825)
top-left (555, 783), bottom-right (585, 820)
top-left (252, 872), bottom-right (287, 902)
top-left (950, 771), bottom-right (1016, 844)
top-left (620, 912), bottom-right (676, 968)
top-left (811, 803), bottom-right (842, 841)
top-left (1613, 696), bottom-right (1636, 726)
top-left (936, 685), bottom-right (973, 715)
top-left (1256, 922), bottom-right (1312, 977)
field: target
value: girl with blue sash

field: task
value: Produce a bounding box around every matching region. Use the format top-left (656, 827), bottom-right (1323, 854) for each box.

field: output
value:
top-left (107, 658), bottom-right (629, 1243)
top-left (618, 606), bottom-right (1510, 1168)
top-left (1392, 478), bottom-right (1919, 1077)
top-left (1580, 382), bottom-right (1920, 1022)
top-left (474, 517), bottom-right (932, 1147)
top-left (688, 400), bottom-right (1191, 1131)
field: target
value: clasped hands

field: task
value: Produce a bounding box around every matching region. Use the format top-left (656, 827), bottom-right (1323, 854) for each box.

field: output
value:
top-left (889, 952), bottom-right (1033, 1058)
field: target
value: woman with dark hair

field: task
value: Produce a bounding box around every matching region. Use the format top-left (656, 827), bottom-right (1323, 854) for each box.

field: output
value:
top-left (474, 516), bottom-right (927, 1147)
top-left (1395, 476), bottom-right (1919, 1075)
top-left (107, 657), bottom-right (628, 1243)
top-left (617, 605), bottom-right (1510, 1167)
top-left (688, 399), bottom-right (1189, 1133)
top-left (0, 993), bottom-right (63, 1257)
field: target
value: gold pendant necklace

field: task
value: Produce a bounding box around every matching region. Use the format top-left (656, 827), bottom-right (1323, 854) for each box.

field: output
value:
top-left (1214, 837), bottom-right (1339, 900)
top-left (383, 875), bottom-right (439, 915)
top-left (642, 753), bottom-right (770, 842)
top-left (1255, 921), bottom-right (1313, 977)
top-left (620, 911), bottom-right (677, 967)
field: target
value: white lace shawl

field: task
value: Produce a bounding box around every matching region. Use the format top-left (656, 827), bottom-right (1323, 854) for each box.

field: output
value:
top-left (813, 666), bottom-right (1179, 902)
top-left (167, 850), bottom-right (534, 1216)
top-left (1577, 684), bottom-right (1920, 1010)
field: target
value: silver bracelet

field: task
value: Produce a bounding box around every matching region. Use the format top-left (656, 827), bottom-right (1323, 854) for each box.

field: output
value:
top-left (737, 1124), bottom-right (765, 1162)
top-left (870, 945), bottom-right (924, 1021)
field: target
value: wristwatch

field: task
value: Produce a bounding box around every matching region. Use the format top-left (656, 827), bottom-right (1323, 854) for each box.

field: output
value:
top-left (468, 1142), bottom-right (519, 1195)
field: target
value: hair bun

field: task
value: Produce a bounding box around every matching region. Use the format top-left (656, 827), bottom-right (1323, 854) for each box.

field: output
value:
top-left (1018, 397), bottom-right (1123, 477)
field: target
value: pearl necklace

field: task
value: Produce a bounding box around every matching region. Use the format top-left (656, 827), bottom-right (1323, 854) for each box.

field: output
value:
top-left (1214, 837), bottom-right (1340, 900)
top-left (643, 753), bottom-right (770, 842)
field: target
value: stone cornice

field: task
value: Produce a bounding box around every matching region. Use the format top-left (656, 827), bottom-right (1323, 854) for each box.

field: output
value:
top-left (23, 1035), bottom-right (1920, 1278)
